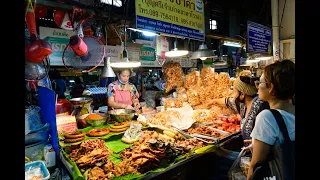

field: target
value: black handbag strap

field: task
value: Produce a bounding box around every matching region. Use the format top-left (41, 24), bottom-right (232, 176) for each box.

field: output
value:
top-left (269, 109), bottom-right (291, 142)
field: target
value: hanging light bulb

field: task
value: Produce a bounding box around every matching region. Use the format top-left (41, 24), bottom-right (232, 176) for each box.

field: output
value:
top-left (110, 25), bottom-right (141, 68)
top-left (101, 57), bottom-right (116, 78)
top-left (190, 43), bottom-right (217, 60)
top-left (165, 39), bottom-right (189, 57)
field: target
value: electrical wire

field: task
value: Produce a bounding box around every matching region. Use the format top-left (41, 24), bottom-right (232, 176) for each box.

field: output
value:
top-left (279, 0), bottom-right (287, 28)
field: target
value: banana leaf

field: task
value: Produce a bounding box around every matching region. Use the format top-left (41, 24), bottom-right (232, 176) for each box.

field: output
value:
top-left (61, 149), bottom-right (85, 180)
top-left (105, 135), bottom-right (133, 153)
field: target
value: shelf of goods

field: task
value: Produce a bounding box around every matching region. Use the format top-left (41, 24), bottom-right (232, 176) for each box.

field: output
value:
top-left (59, 65), bottom-right (243, 180)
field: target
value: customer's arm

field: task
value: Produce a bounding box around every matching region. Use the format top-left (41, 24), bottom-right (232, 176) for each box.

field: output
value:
top-left (247, 139), bottom-right (271, 180)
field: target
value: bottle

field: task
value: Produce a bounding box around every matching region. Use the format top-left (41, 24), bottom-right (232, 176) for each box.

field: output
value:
top-left (44, 144), bottom-right (56, 168)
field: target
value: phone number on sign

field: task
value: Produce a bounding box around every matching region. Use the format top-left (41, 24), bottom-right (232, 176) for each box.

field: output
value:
top-left (138, 6), bottom-right (179, 23)
top-left (180, 18), bottom-right (203, 29)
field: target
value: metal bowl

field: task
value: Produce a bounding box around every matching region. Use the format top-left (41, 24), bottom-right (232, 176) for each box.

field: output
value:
top-left (108, 109), bottom-right (135, 122)
top-left (85, 114), bottom-right (108, 127)
top-left (69, 97), bottom-right (93, 106)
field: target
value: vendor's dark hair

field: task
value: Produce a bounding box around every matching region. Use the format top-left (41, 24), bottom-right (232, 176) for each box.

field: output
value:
top-left (118, 69), bottom-right (131, 75)
top-left (264, 60), bottom-right (295, 100)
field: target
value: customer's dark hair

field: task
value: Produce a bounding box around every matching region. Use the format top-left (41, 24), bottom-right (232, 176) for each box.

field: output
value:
top-left (264, 60), bottom-right (295, 100)
top-left (240, 76), bottom-right (258, 86)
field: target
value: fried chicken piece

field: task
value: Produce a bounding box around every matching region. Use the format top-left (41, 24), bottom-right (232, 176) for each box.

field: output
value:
top-left (88, 167), bottom-right (106, 180)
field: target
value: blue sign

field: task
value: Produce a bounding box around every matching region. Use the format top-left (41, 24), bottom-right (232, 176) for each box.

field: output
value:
top-left (247, 21), bottom-right (272, 54)
top-left (136, 15), bottom-right (204, 41)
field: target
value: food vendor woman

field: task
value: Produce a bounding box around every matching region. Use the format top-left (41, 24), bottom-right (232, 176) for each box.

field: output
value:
top-left (107, 69), bottom-right (140, 110)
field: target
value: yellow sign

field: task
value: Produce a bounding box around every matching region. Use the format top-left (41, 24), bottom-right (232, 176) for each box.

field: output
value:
top-left (136, 0), bottom-right (205, 40)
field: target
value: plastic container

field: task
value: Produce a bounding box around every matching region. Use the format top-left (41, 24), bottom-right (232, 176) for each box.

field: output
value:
top-left (25, 161), bottom-right (50, 180)
top-left (56, 99), bottom-right (72, 115)
top-left (156, 106), bottom-right (164, 112)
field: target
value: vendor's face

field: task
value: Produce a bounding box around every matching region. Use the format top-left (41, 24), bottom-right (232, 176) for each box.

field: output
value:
top-left (119, 70), bottom-right (130, 83)
top-left (257, 74), bottom-right (271, 101)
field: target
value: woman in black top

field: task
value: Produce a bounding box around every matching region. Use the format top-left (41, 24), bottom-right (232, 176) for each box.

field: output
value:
top-left (208, 76), bottom-right (269, 146)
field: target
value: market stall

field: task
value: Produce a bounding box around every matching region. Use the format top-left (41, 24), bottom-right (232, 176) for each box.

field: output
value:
top-left (56, 62), bottom-right (242, 180)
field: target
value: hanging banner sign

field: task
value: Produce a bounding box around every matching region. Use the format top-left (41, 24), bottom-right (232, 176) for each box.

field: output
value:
top-left (136, 0), bottom-right (205, 40)
top-left (247, 21), bottom-right (272, 54)
top-left (39, 27), bottom-right (76, 66)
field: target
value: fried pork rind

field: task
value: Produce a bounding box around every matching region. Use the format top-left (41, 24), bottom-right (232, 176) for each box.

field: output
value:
top-left (177, 93), bottom-right (188, 102)
top-left (185, 70), bottom-right (201, 89)
top-left (192, 109), bottom-right (213, 122)
top-left (200, 67), bottom-right (215, 82)
top-left (164, 98), bottom-right (183, 109)
top-left (210, 105), bottom-right (235, 116)
top-left (146, 110), bottom-right (181, 128)
top-left (186, 89), bottom-right (200, 106)
top-left (163, 62), bottom-right (184, 93)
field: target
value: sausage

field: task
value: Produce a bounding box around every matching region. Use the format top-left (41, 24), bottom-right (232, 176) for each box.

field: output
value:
top-left (64, 132), bottom-right (86, 139)
top-left (64, 136), bottom-right (85, 143)
top-left (110, 122), bottom-right (131, 129)
top-left (87, 128), bottom-right (110, 137)
top-left (109, 127), bottom-right (128, 132)
top-left (121, 137), bottom-right (137, 144)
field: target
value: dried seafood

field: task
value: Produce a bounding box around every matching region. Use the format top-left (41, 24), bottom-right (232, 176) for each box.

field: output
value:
top-left (68, 139), bottom-right (111, 172)
top-left (174, 138), bottom-right (206, 153)
top-left (187, 126), bottom-right (226, 139)
top-left (115, 131), bottom-right (179, 176)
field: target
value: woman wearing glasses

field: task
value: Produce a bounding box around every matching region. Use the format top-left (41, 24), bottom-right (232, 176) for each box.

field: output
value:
top-left (208, 75), bottom-right (270, 146)
top-left (247, 60), bottom-right (295, 179)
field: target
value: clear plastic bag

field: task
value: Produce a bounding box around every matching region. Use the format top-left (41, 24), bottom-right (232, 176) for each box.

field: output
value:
top-left (25, 164), bottom-right (44, 180)
top-left (123, 122), bottom-right (144, 141)
top-left (25, 106), bottom-right (43, 135)
top-left (228, 149), bottom-right (251, 180)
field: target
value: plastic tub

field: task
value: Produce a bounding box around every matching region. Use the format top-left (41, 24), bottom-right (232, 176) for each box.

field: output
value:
top-left (25, 161), bottom-right (50, 180)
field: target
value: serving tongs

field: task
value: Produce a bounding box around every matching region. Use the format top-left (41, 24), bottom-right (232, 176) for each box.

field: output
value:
top-left (171, 126), bottom-right (216, 144)
top-left (190, 133), bottom-right (219, 142)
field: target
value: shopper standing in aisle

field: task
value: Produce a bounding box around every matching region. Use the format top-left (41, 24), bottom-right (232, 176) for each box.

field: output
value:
top-left (70, 76), bottom-right (85, 98)
top-left (247, 60), bottom-right (295, 180)
top-left (107, 69), bottom-right (140, 110)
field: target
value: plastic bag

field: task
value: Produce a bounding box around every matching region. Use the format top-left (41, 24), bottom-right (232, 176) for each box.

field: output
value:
top-left (123, 122), bottom-right (144, 141)
top-left (25, 164), bottom-right (44, 180)
top-left (228, 149), bottom-right (251, 180)
top-left (25, 106), bottom-right (43, 135)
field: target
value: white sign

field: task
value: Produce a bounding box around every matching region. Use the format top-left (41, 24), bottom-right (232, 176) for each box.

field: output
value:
top-left (106, 45), bottom-right (122, 63)
top-left (39, 27), bottom-right (76, 66)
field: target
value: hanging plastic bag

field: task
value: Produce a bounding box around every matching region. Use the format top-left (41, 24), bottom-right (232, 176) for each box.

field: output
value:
top-left (25, 105), bottom-right (43, 135)
top-left (228, 148), bottom-right (251, 180)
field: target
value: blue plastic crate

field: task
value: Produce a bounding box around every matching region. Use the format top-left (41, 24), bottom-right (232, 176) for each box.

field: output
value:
top-left (25, 161), bottom-right (50, 180)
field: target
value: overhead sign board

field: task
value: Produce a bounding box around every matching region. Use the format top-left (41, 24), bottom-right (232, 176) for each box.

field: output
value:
top-left (247, 21), bottom-right (272, 54)
top-left (136, 0), bottom-right (205, 40)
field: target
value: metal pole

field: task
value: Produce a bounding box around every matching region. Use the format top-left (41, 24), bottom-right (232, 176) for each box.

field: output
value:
top-left (271, 0), bottom-right (280, 61)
